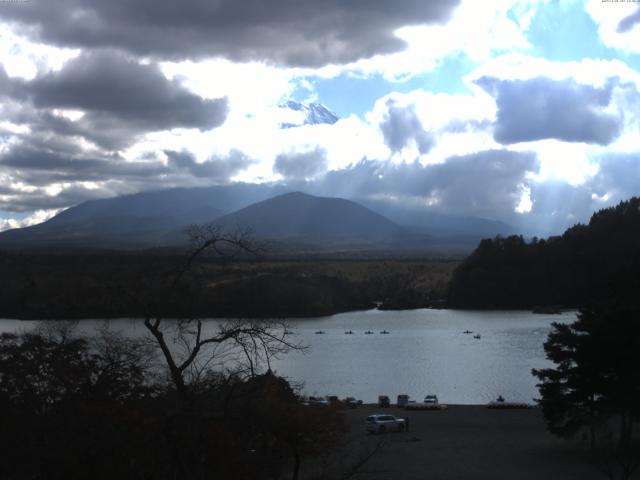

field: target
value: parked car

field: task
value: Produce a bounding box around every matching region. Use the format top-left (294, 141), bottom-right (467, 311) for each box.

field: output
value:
top-left (397, 394), bottom-right (410, 407)
top-left (344, 397), bottom-right (359, 409)
top-left (424, 395), bottom-right (439, 404)
top-left (308, 396), bottom-right (329, 407)
top-left (366, 414), bottom-right (406, 434)
top-left (378, 395), bottom-right (390, 407)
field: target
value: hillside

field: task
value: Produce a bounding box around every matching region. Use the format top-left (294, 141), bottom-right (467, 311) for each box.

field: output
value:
top-left (0, 184), bottom-right (284, 249)
top-left (447, 197), bottom-right (640, 308)
top-left (212, 192), bottom-right (408, 243)
top-left (0, 184), bottom-right (517, 253)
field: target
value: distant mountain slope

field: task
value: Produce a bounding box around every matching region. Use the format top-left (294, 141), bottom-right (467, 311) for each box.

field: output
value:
top-left (357, 198), bottom-right (517, 239)
top-left (447, 197), bottom-right (640, 308)
top-left (213, 192), bottom-right (407, 242)
top-left (0, 184), bottom-right (285, 249)
top-left (0, 182), bottom-right (515, 252)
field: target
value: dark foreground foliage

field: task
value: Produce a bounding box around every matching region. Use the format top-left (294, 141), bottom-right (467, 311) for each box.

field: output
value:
top-left (0, 329), bottom-right (348, 480)
top-left (448, 197), bottom-right (640, 309)
top-left (533, 303), bottom-right (640, 479)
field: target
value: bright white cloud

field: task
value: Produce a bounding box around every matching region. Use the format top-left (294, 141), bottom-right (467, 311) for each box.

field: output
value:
top-left (586, 0), bottom-right (640, 54)
top-left (0, 209), bottom-right (59, 232)
top-left (161, 59), bottom-right (296, 120)
top-left (467, 53), bottom-right (640, 87)
top-left (0, 24), bottom-right (79, 79)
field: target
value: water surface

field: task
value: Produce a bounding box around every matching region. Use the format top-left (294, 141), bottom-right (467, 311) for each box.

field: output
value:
top-left (0, 309), bottom-right (575, 404)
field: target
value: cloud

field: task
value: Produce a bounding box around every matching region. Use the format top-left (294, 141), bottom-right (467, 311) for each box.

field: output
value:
top-left (0, 140), bottom-right (256, 211)
top-left (379, 99), bottom-right (434, 154)
top-left (310, 149), bottom-right (539, 220)
top-left (617, 6), bottom-right (640, 33)
top-left (586, 1), bottom-right (640, 54)
top-left (0, 218), bottom-right (18, 232)
top-left (166, 150), bottom-right (253, 180)
top-left (273, 147), bottom-right (328, 180)
top-left (0, 184), bottom-right (114, 212)
top-left (0, 144), bottom-right (167, 185)
top-left (476, 76), bottom-right (622, 145)
top-left (517, 152), bottom-right (640, 235)
top-left (591, 153), bottom-right (640, 201)
top-left (5, 51), bottom-right (228, 150)
top-left (0, 209), bottom-right (60, 232)
top-left (3, 0), bottom-right (460, 67)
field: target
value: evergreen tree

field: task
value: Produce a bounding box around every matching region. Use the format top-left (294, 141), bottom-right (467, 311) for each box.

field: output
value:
top-left (533, 303), bottom-right (640, 479)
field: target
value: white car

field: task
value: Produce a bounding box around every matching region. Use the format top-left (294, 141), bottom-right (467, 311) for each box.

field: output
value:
top-left (424, 395), bottom-right (439, 404)
top-left (307, 396), bottom-right (329, 407)
top-left (365, 414), bottom-right (406, 433)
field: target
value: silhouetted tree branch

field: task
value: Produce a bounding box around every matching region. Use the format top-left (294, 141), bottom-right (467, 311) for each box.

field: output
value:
top-left (143, 224), bottom-right (302, 402)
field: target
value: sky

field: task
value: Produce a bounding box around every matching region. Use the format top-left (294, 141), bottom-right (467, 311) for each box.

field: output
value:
top-left (0, 0), bottom-right (639, 235)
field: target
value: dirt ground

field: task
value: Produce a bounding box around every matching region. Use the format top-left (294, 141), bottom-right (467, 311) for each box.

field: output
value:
top-left (337, 405), bottom-right (609, 480)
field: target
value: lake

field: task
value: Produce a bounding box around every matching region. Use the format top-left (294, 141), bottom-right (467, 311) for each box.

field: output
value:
top-left (0, 309), bottom-right (575, 405)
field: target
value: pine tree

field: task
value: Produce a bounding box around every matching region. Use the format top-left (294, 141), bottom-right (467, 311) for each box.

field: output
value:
top-left (533, 303), bottom-right (640, 479)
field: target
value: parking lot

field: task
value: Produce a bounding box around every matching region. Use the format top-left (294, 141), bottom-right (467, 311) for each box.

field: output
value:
top-left (339, 405), bottom-right (603, 480)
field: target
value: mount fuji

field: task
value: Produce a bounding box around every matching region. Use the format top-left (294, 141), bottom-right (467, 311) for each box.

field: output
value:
top-left (279, 101), bottom-right (339, 128)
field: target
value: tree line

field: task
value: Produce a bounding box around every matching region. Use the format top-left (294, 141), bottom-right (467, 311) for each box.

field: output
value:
top-left (448, 197), bottom-right (640, 309)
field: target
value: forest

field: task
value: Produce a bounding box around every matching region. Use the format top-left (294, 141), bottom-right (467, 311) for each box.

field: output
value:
top-left (0, 250), bottom-right (455, 319)
top-left (448, 197), bottom-right (640, 309)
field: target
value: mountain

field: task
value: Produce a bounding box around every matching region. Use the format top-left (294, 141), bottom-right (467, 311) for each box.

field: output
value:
top-left (0, 182), bottom-right (512, 253)
top-left (0, 184), bottom-right (286, 249)
top-left (279, 101), bottom-right (339, 128)
top-left (356, 198), bottom-right (517, 240)
top-left (212, 192), bottom-right (407, 243)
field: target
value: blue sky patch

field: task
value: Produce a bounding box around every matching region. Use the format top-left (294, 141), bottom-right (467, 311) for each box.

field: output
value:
top-left (295, 54), bottom-right (476, 119)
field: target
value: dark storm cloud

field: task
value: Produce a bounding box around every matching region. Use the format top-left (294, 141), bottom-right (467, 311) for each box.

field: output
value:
top-left (0, 144), bottom-right (168, 185)
top-left (0, 141), bottom-right (256, 211)
top-left (0, 67), bottom-right (12, 97)
top-left (3, 0), bottom-right (460, 67)
top-left (617, 6), bottom-right (640, 33)
top-left (273, 147), bottom-right (328, 179)
top-left (8, 51), bottom-right (228, 149)
top-left (166, 150), bottom-right (253, 180)
top-left (311, 149), bottom-right (538, 219)
top-left (379, 100), bottom-right (434, 154)
top-left (476, 76), bottom-right (623, 145)
top-left (592, 154), bottom-right (640, 200)
top-left (0, 184), bottom-right (17, 195)
top-left (0, 184), bottom-right (115, 212)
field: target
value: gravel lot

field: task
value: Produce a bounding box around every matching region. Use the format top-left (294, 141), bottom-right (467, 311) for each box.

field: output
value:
top-left (338, 405), bottom-right (606, 480)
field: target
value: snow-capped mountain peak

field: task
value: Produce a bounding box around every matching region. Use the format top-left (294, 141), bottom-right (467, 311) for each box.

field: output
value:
top-left (279, 101), bottom-right (339, 128)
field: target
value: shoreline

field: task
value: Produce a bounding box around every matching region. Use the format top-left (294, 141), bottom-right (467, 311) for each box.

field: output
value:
top-left (0, 306), bottom-right (578, 322)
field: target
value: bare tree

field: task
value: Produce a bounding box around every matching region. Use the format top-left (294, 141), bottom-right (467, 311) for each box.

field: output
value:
top-left (142, 224), bottom-right (301, 403)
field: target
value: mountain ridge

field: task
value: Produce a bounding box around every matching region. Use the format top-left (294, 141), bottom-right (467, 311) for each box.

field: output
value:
top-left (0, 185), bottom-right (517, 252)
top-left (211, 191), bottom-right (407, 242)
